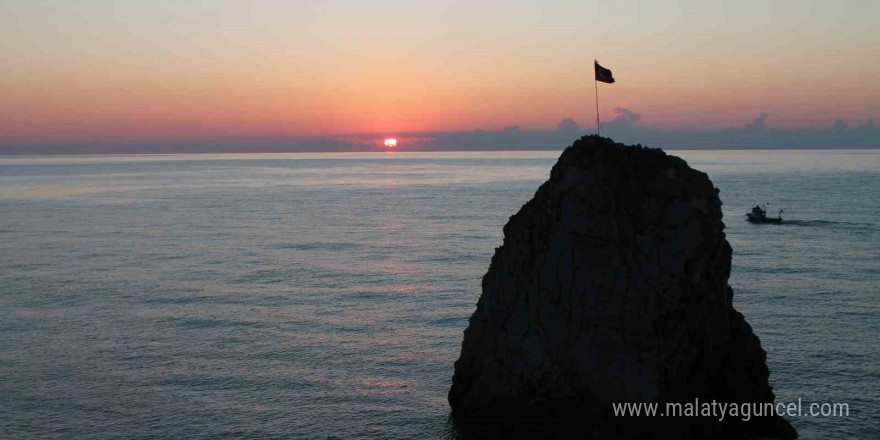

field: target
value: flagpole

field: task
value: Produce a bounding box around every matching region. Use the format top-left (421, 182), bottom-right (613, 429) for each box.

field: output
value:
top-left (594, 60), bottom-right (601, 136)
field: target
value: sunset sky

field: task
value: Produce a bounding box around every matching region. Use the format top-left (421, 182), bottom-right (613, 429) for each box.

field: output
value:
top-left (1, 0), bottom-right (878, 149)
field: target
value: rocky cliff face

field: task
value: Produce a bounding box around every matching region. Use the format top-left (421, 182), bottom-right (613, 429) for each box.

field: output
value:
top-left (449, 136), bottom-right (796, 439)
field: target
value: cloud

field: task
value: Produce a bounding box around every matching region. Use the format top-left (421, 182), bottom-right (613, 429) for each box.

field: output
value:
top-left (556, 118), bottom-right (581, 132)
top-left (604, 107), bottom-right (641, 130)
top-left (3, 112), bottom-right (878, 154)
top-left (744, 112), bottom-right (769, 131)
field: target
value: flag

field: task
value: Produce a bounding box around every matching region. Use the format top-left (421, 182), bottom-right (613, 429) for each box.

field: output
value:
top-left (595, 61), bottom-right (615, 84)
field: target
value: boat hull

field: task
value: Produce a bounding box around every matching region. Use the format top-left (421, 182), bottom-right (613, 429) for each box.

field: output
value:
top-left (746, 214), bottom-right (783, 224)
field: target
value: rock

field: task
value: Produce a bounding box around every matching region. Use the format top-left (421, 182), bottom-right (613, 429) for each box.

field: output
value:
top-left (448, 136), bottom-right (796, 439)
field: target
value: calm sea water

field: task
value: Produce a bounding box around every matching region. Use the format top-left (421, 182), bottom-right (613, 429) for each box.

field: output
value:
top-left (1, 150), bottom-right (878, 440)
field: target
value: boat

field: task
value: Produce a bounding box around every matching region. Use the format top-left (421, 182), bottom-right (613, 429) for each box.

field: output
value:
top-left (746, 204), bottom-right (783, 224)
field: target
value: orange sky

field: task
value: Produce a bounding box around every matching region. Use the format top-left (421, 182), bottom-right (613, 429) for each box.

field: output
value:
top-left (1, 1), bottom-right (878, 145)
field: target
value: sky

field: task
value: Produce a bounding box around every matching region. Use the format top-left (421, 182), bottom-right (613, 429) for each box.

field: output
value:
top-left (1, 0), bottom-right (878, 152)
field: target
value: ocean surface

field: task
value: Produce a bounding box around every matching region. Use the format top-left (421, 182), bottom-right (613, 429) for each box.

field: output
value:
top-left (1, 150), bottom-right (877, 440)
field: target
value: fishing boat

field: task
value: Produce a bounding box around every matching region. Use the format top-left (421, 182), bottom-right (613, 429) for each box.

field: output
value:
top-left (746, 204), bottom-right (783, 224)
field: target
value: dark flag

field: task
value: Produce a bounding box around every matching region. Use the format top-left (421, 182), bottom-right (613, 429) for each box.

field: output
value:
top-left (595, 61), bottom-right (615, 84)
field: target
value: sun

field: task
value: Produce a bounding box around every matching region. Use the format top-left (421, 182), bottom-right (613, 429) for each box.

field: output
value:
top-left (384, 138), bottom-right (397, 148)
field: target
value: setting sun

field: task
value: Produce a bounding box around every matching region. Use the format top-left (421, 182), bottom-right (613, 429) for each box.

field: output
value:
top-left (384, 138), bottom-right (397, 148)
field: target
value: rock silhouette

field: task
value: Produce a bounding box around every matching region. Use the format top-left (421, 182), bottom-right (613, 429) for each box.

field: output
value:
top-left (449, 136), bottom-right (796, 439)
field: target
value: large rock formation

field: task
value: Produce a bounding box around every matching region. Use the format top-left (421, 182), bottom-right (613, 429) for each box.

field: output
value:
top-left (449, 136), bottom-right (796, 439)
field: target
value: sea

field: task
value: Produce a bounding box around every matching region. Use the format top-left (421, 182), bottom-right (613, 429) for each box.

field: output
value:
top-left (1, 149), bottom-right (877, 440)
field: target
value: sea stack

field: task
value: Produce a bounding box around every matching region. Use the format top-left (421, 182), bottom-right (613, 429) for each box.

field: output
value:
top-left (449, 136), bottom-right (796, 439)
